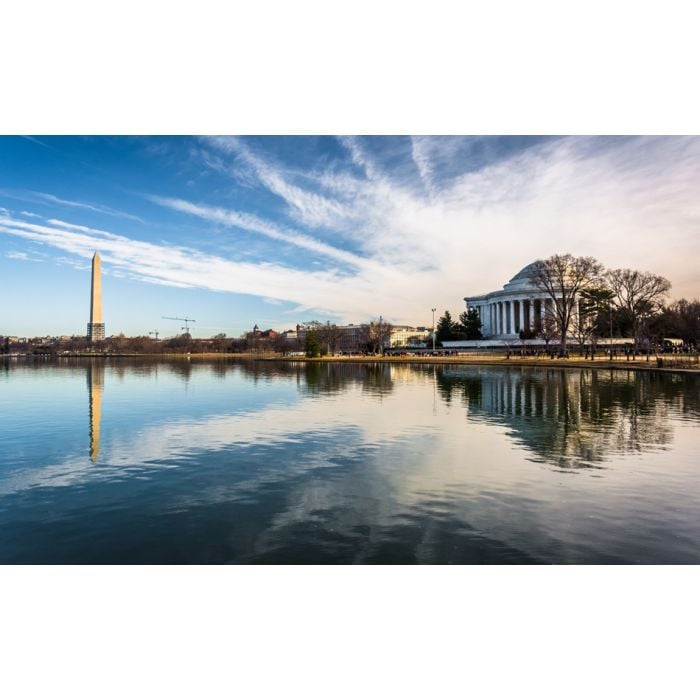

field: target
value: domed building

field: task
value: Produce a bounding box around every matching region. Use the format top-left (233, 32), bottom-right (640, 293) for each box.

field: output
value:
top-left (465, 262), bottom-right (564, 340)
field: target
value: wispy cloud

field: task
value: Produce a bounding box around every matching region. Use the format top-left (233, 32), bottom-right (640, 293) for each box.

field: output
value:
top-left (410, 136), bottom-right (436, 196)
top-left (0, 189), bottom-right (143, 223)
top-left (5, 248), bottom-right (47, 262)
top-left (337, 136), bottom-right (382, 181)
top-left (147, 195), bottom-right (368, 269)
top-left (55, 255), bottom-right (90, 270)
top-left (20, 135), bottom-right (51, 149)
top-left (203, 136), bottom-right (358, 229)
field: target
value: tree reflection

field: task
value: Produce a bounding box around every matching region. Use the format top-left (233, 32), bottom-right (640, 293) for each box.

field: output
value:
top-left (436, 367), bottom-right (699, 469)
top-left (236, 361), bottom-right (396, 397)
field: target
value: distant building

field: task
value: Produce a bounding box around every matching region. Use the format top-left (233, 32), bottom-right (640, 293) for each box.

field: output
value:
top-left (293, 322), bottom-right (429, 353)
top-left (247, 324), bottom-right (280, 340)
top-left (388, 325), bottom-right (429, 348)
top-left (87, 252), bottom-right (105, 342)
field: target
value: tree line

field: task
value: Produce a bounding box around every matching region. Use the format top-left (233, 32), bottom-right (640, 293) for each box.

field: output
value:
top-left (302, 319), bottom-right (393, 357)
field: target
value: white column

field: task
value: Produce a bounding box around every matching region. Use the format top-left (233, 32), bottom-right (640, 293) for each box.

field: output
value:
top-left (529, 299), bottom-right (535, 330)
top-left (519, 299), bottom-right (525, 333)
top-left (510, 300), bottom-right (516, 336)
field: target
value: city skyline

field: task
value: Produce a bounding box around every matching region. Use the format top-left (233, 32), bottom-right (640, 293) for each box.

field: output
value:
top-left (1, 135), bottom-right (699, 337)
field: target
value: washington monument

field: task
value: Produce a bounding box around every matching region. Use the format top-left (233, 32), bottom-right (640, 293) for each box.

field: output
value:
top-left (87, 251), bottom-right (105, 342)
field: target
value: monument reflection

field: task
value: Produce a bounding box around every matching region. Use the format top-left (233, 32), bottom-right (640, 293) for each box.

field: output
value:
top-left (87, 362), bottom-right (104, 462)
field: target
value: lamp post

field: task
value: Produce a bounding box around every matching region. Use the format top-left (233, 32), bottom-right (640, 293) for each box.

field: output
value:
top-left (609, 301), bottom-right (613, 359)
top-left (431, 308), bottom-right (436, 352)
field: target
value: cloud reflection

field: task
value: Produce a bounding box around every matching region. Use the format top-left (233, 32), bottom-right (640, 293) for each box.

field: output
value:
top-left (1, 361), bottom-right (699, 563)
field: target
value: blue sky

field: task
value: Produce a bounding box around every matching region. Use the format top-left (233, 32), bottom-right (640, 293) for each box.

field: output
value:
top-left (1, 135), bottom-right (698, 337)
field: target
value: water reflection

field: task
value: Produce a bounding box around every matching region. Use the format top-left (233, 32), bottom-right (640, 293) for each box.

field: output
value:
top-left (39, 359), bottom-right (700, 475)
top-left (237, 360), bottom-right (397, 397)
top-left (435, 366), bottom-right (698, 470)
top-left (1, 359), bottom-right (698, 563)
top-left (87, 362), bottom-right (104, 462)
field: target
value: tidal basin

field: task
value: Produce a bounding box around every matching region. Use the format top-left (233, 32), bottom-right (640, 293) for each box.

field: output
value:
top-left (1, 359), bottom-right (698, 564)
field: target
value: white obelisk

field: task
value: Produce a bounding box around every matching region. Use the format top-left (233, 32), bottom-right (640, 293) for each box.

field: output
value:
top-left (87, 252), bottom-right (105, 342)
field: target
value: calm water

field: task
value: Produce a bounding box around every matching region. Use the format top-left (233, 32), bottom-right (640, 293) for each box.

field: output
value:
top-left (1, 358), bottom-right (699, 564)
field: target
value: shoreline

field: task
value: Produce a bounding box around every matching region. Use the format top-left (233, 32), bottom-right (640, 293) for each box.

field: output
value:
top-left (255, 354), bottom-right (700, 374)
top-left (6, 352), bottom-right (698, 374)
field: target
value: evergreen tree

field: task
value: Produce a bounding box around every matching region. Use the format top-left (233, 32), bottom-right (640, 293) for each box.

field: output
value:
top-left (458, 309), bottom-right (483, 340)
top-left (436, 310), bottom-right (459, 342)
top-left (305, 329), bottom-right (323, 357)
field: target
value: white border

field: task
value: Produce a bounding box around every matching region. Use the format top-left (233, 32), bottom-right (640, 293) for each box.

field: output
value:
top-left (2, 1), bottom-right (699, 134)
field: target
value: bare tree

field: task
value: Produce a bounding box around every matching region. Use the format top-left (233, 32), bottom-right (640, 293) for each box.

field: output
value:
top-left (532, 254), bottom-right (604, 355)
top-left (368, 318), bottom-right (393, 354)
top-left (577, 287), bottom-right (614, 359)
top-left (540, 310), bottom-right (558, 353)
top-left (572, 306), bottom-right (596, 357)
top-left (318, 321), bottom-right (343, 356)
top-left (272, 333), bottom-right (296, 355)
top-left (211, 333), bottom-right (228, 353)
top-left (357, 318), bottom-right (393, 354)
top-left (607, 268), bottom-right (671, 356)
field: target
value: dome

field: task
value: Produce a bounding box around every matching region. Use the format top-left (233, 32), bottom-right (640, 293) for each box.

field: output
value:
top-left (509, 262), bottom-right (538, 283)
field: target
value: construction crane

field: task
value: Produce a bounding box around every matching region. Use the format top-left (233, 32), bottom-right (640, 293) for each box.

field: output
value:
top-left (162, 316), bottom-right (196, 335)
top-left (149, 330), bottom-right (160, 341)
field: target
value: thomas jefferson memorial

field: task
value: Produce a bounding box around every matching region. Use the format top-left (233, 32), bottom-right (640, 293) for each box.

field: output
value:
top-left (465, 262), bottom-right (563, 340)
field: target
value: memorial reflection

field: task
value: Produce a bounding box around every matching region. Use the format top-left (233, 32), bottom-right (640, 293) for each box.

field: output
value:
top-left (435, 366), bottom-right (698, 469)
